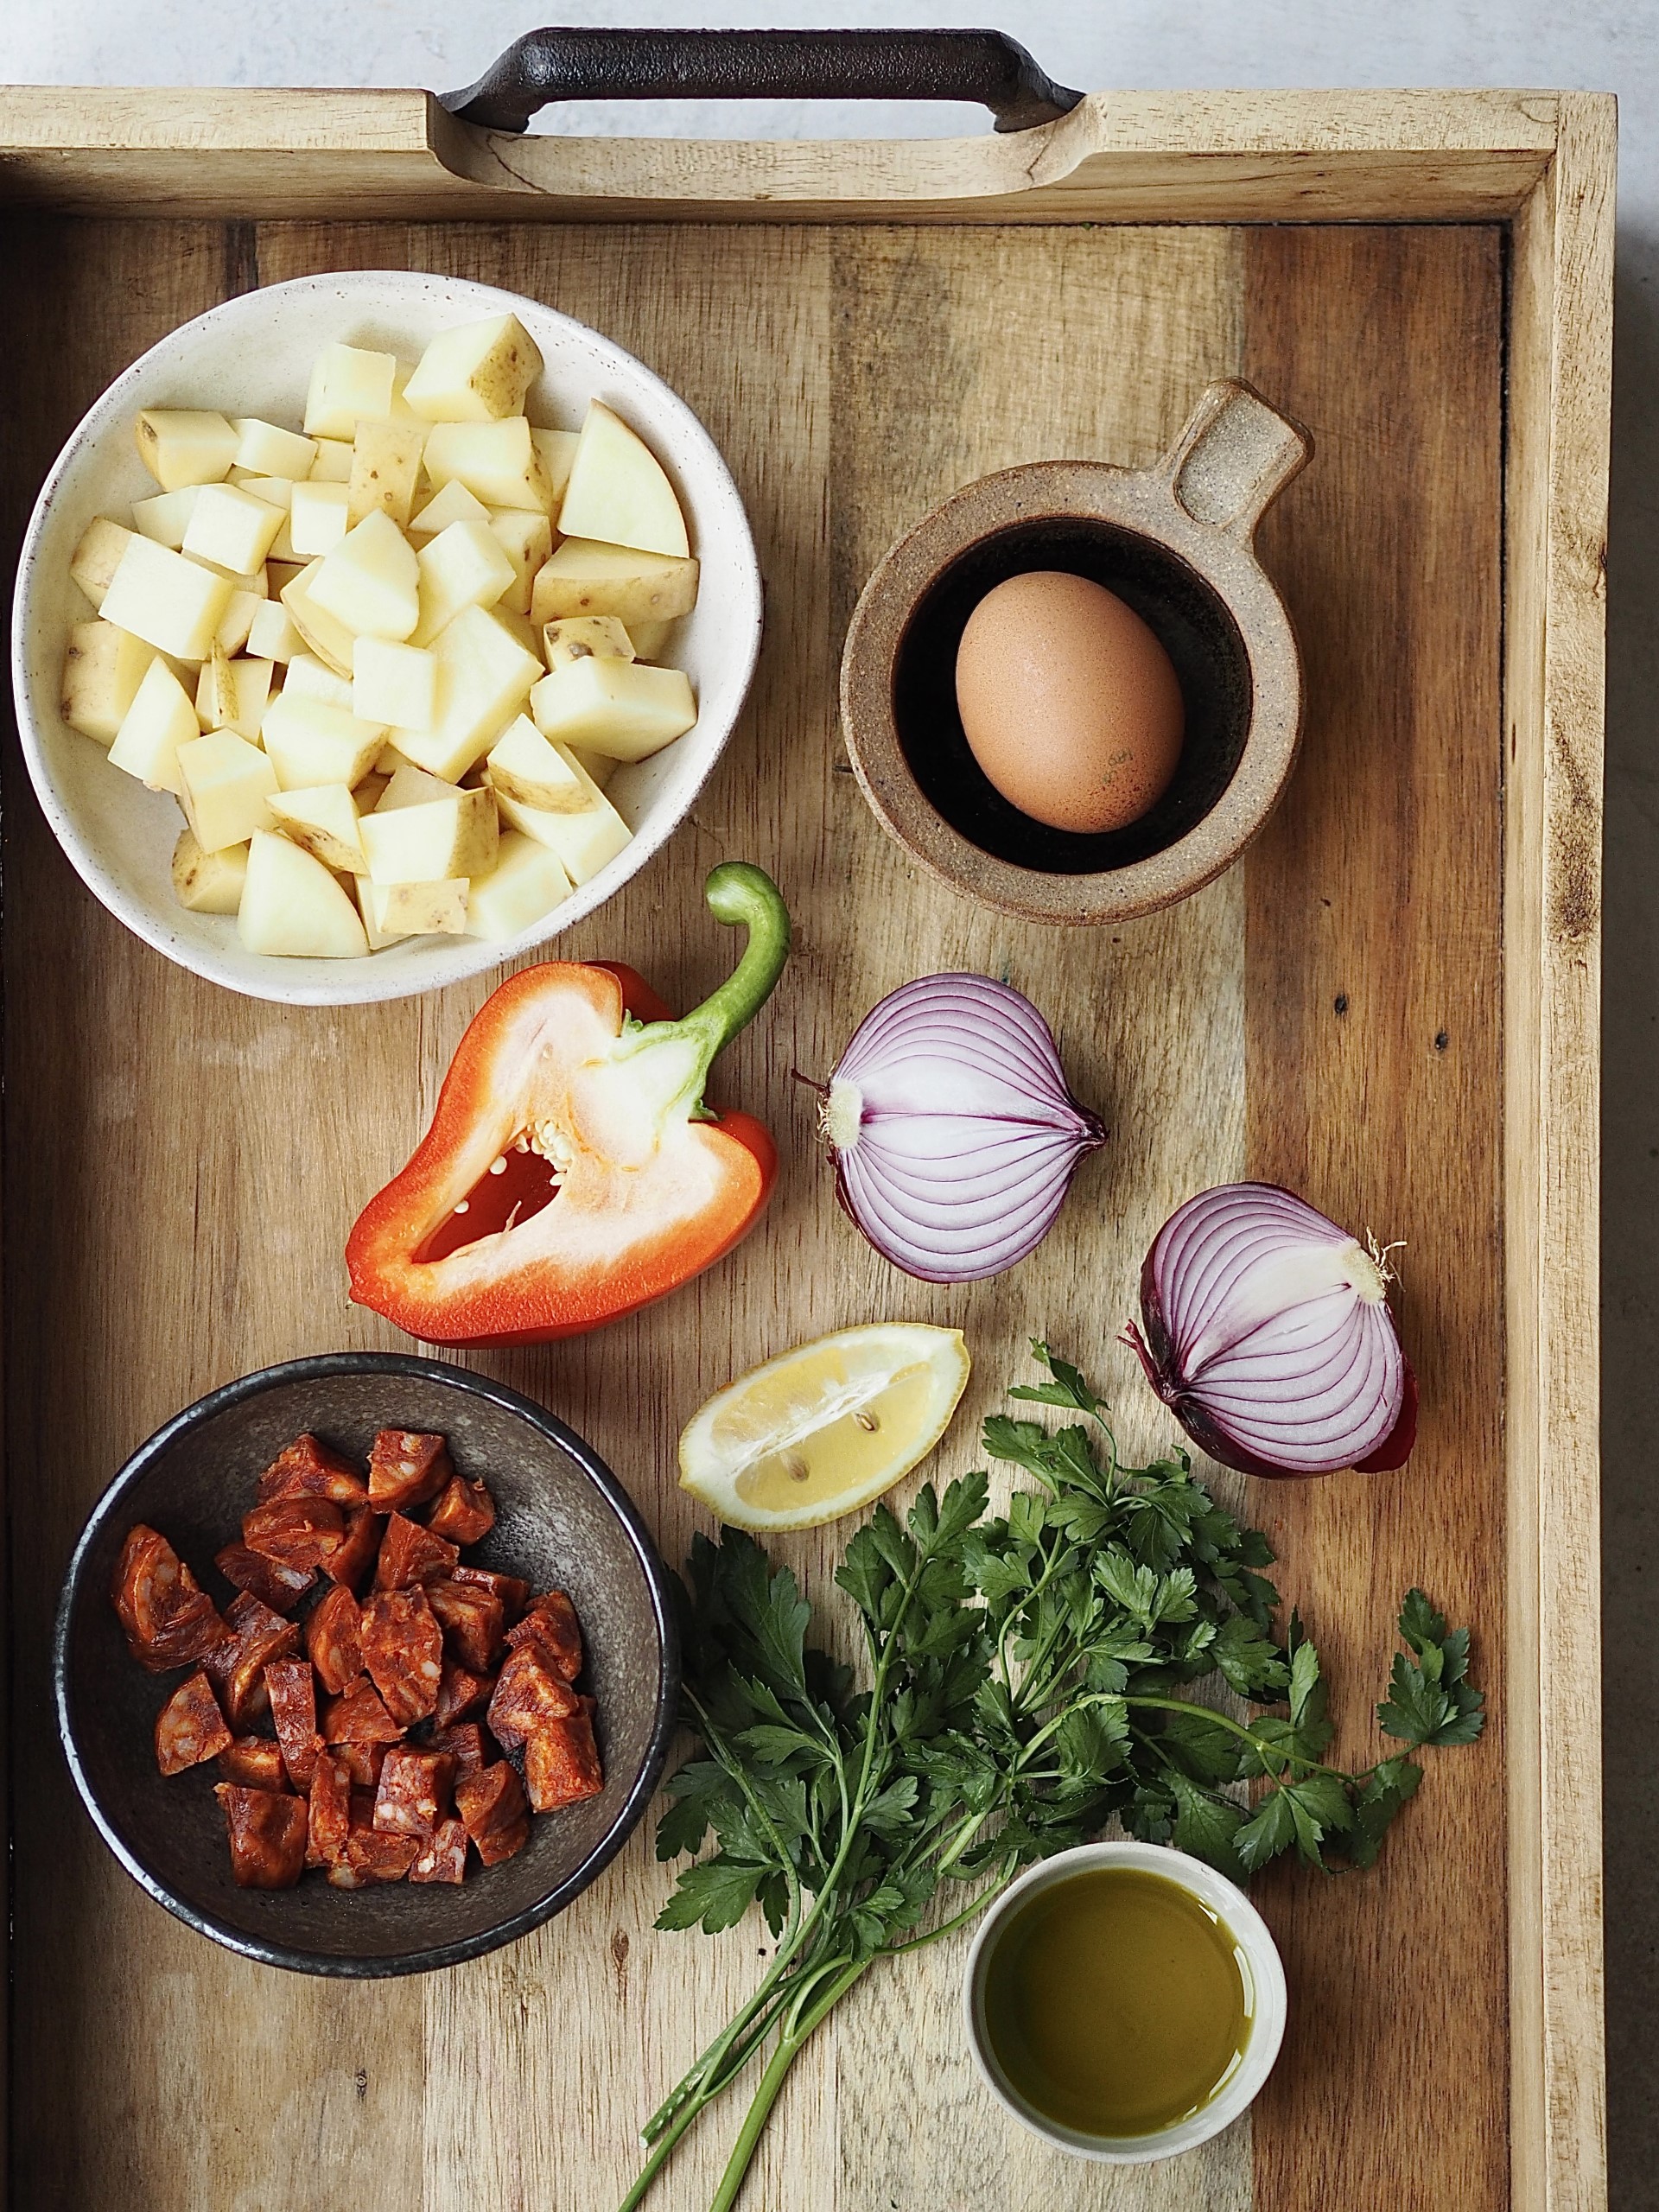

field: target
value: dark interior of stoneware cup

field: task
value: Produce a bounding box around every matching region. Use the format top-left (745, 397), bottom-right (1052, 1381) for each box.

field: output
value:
top-left (891, 516), bottom-right (1253, 874)
top-left (56, 1357), bottom-right (675, 1975)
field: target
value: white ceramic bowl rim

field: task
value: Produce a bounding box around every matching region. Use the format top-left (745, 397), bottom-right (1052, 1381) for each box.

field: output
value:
top-left (10, 269), bottom-right (763, 1007)
top-left (961, 1839), bottom-right (1288, 2164)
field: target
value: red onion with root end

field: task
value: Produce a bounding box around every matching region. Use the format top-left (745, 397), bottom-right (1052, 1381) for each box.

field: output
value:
top-left (1125, 1181), bottom-right (1417, 1478)
top-left (820, 974), bottom-right (1104, 1284)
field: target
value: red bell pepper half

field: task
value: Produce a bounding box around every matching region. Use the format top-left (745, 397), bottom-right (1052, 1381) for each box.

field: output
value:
top-left (346, 863), bottom-right (790, 1347)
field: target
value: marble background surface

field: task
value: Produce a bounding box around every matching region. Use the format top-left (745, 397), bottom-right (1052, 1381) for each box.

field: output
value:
top-left (9, 3), bottom-right (1656, 2200)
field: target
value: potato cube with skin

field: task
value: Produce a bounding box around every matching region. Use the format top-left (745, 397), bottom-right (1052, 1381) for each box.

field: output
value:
top-left (404, 313), bottom-right (543, 423)
top-left (100, 535), bottom-right (232, 661)
top-left (238, 830), bottom-right (370, 957)
top-left (233, 474), bottom-right (296, 511)
top-left (541, 615), bottom-right (634, 671)
top-left (268, 783), bottom-right (366, 873)
top-left (183, 483), bottom-right (285, 577)
top-left (390, 604), bottom-right (543, 782)
top-left (308, 512), bottom-right (420, 642)
top-left (173, 827), bottom-right (248, 914)
top-left (261, 692), bottom-right (386, 792)
top-left (61, 620), bottom-right (157, 743)
top-left (567, 742), bottom-right (618, 791)
top-left (348, 417), bottom-right (427, 530)
top-left (408, 480), bottom-right (490, 538)
top-left (232, 417), bottom-right (316, 481)
top-left (374, 762), bottom-right (464, 812)
top-left (131, 486), bottom-right (201, 550)
top-left (246, 599), bottom-right (301, 663)
top-left (529, 657), bottom-right (696, 762)
top-left (69, 518), bottom-right (135, 613)
top-left (493, 783), bottom-right (631, 887)
top-left (531, 428), bottom-right (579, 513)
top-left (279, 563), bottom-right (356, 677)
top-left (289, 480), bottom-right (352, 559)
top-left (108, 658), bottom-right (200, 792)
top-left (134, 409), bottom-right (238, 492)
top-left (422, 419), bottom-right (552, 514)
top-left (354, 874), bottom-right (404, 950)
top-left (530, 537), bottom-right (699, 630)
top-left (487, 509), bottom-right (554, 617)
top-left (626, 620), bottom-right (673, 662)
top-left (283, 651), bottom-right (354, 710)
top-left (195, 649), bottom-right (274, 741)
top-left (215, 588), bottom-right (267, 660)
top-left (308, 437), bottom-right (354, 483)
top-left (361, 782), bottom-right (497, 885)
top-left (381, 879), bottom-right (469, 936)
top-left (486, 715), bottom-right (595, 813)
top-left (179, 730), bottom-right (278, 853)
top-left (353, 637), bottom-right (438, 730)
top-left (466, 830), bottom-right (572, 942)
top-left (556, 399), bottom-right (689, 558)
top-left (410, 519), bottom-right (516, 647)
top-left (304, 342), bottom-right (397, 441)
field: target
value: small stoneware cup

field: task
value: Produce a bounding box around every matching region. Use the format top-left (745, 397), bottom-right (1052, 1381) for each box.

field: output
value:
top-left (841, 379), bottom-right (1311, 925)
top-left (962, 1839), bottom-right (1287, 2162)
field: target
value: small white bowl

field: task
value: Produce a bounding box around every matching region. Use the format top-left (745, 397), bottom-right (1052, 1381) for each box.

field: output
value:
top-left (10, 270), bottom-right (762, 1007)
top-left (963, 1840), bottom-right (1287, 2162)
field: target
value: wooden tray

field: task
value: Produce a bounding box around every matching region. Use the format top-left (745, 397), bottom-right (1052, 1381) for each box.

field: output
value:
top-left (0, 84), bottom-right (1612, 2212)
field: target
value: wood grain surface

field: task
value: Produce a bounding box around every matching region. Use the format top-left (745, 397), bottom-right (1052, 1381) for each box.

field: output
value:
top-left (0, 203), bottom-right (1550, 2212)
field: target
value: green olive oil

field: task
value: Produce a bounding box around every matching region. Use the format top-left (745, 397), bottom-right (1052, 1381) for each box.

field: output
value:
top-left (980, 1867), bottom-right (1250, 2138)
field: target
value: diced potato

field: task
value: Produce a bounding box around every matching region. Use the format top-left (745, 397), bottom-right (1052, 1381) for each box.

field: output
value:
top-left (353, 874), bottom-right (404, 949)
top-left (134, 409), bottom-right (238, 492)
top-left (260, 691), bottom-right (386, 791)
top-left (70, 518), bottom-right (136, 612)
top-left (348, 417), bottom-right (427, 530)
top-left (178, 729), bottom-right (278, 852)
top-left (486, 714), bottom-right (594, 813)
top-left (268, 782), bottom-right (367, 873)
top-left (410, 518), bottom-right (516, 646)
top-left (278, 562), bottom-right (356, 677)
top-left (172, 827), bottom-right (248, 914)
top-left (303, 343), bottom-right (397, 441)
top-left (238, 830), bottom-right (370, 957)
top-left (556, 400), bottom-right (689, 558)
top-left (493, 783), bottom-right (631, 887)
top-left (308, 512), bottom-right (419, 641)
top-left (234, 474), bottom-right (296, 511)
top-left (487, 509), bottom-right (554, 617)
top-left (541, 614), bottom-right (635, 671)
top-left (408, 480), bottom-right (489, 537)
top-left (182, 482), bottom-right (285, 577)
top-left (529, 657), bottom-right (696, 762)
top-left (374, 762), bottom-right (458, 811)
top-left (353, 636), bottom-right (438, 729)
top-left (132, 486), bottom-right (201, 550)
top-left (283, 651), bottom-right (354, 710)
top-left (187, 556), bottom-right (268, 599)
top-left (423, 419), bottom-right (553, 514)
top-left (627, 620), bottom-right (674, 662)
top-left (404, 314), bottom-right (543, 423)
top-left (308, 437), bottom-right (354, 483)
top-left (245, 598), bottom-right (300, 662)
top-left (567, 743), bottom-right (618, 791)
top-left (231, 417), bottom-right (317, 480)
top-left (266, 558), bottom-right (308, 596)
top-left (215, 588), bottom-right (268, 659)
top-left (107, 658), bottom-right (200, 792)
top-left (530, 537), bottom-right (699, 628)
top-left (391, 604), bottom-right (543, 782)
top-left (380, 879), bottom-right (469, 935)
top-left (194, 649), bottom-right (273, 739)
top-left (465, 830), bottom-right (573, 942)
top-left (531, 428), bottom-right (579, 512)
top-left (354, 769), bottom-right (391, 811)
top-left (374, 739), bottom-right (422, 778)
top-left (289, 480), bottom-right (352, 558)
top-left (361, 781), bottom-right (498, 885)
top-left (61, 620), bottom-right (157, 743)
top-left (101, 536), bottom-right (233, 661)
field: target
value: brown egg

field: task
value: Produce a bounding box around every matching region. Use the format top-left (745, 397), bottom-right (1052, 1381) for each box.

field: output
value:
top-left (954, 570), bottom-right (1185, 834)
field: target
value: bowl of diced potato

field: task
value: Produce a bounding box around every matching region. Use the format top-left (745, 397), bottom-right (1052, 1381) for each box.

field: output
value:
top-left (10, 270), bottom-right (762, 1004)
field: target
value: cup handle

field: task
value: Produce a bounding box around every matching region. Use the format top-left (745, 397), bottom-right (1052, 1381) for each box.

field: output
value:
top-left (1160, 379), bottom-right (1313, 539)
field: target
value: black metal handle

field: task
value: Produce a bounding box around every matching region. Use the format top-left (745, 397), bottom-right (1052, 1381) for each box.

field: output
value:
top-left (441, 28), bottom-right (1084, 136)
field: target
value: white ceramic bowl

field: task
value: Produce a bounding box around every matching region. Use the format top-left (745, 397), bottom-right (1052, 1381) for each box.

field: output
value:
top-left (963, 1840), bottom-right (1287, 2162)
top-left (10, 270), bottom-right (762, 1007)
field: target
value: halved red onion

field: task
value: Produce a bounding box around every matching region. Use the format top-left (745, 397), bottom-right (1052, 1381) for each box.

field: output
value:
top-left (821, 974), bottom-right (1103, 1283)
top-left (1124, 1181), bottom-right (1417, 1478)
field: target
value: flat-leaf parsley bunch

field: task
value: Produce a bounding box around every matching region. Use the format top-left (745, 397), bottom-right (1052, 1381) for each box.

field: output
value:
top-left (620, 1344), bottom-right (1483, 2212)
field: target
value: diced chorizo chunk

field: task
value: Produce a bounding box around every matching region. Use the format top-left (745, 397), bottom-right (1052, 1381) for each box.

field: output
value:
top-left (327, 1796), bottom-right (419, 1886)
top-left (154, 1669), bottom-right (232, 1776)
top-left (409, 1817), bottom-right (469, 1885)
top-left (111, 1525), bottom-right (226, 1672)
top-left (433, 1658), bottom-right (494, 1730)
top-left (241, 1496), bottom-right (344, 1571)
top-left (524, 1712), bottom-right (604, 1813)
top-left (426, 1578), bottom-right (505, 1673)
top-left (332, 1739), bottom-right (391, 1789)
top-left (214, 1541), bottom-right (315, 1616)
top-left (426, 1721), bottom-right (488, 1778)
top-left (321, 1676), bottom-right (405, 1744)
top-left (216, 1783), bottom-right (308, 1889)
top-left (359, 1586), bottom-right (443, 1726)
top-left (256, 1433), bottom-right (370, 1507)
top-left (487, 1643), bottom-right (579, 1751)
top-left (372, 1512), bottom-right (459, 1592)
top-left (306, 1753), bottom-right (353, 1867)
top-left (205, 1591), bottom-right (300, 1729)
top-left (453, 1565), bottom-right (530, 1624)
top-left (265, 1657), bottom-right (322, 1789)
top-left (425, 1474), bottom-right (496, 1548)
top-left (306, 1583), bottom-right (364, 1696)
top-left (505, 1590), bottom-right (583, 1684)
top-left (454, 1762), bottom-right (530, 1866)
top-left (367, 1429), bottom-right (451, 1514)
top-left (216, 1735), bottom-right (290, 1792)
top-left (373, 1745), bottom-right (455, 1840)
top-left (323, 1507), bottom-right (380, 1592)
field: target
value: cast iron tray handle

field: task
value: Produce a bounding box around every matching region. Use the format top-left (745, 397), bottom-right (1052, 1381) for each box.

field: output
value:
top-left (442, 27), bottom-right (1084, 135)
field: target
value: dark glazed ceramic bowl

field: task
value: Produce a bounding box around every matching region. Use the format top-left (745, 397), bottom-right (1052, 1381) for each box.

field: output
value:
top-left (54, 1352), bottom-right (678, 1977)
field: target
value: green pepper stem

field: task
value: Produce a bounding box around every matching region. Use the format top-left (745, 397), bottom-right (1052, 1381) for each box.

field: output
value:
top-left (619, 862), bottom-right (791, 1110)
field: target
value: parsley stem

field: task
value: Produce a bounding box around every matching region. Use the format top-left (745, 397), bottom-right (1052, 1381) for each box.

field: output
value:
top-left (707, 1960), bottom-right (869, 2212)
top-left (879, 1876), bottom-right (1011, 1959)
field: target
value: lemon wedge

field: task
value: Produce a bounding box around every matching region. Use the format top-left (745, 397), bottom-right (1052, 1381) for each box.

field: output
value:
top-left (677, 1323), bottom-right (972, 1531)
